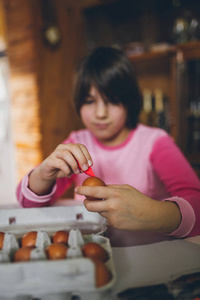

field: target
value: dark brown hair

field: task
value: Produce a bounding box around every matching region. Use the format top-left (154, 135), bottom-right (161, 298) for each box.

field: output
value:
top-left (73, 46), bottom-right (142, 129)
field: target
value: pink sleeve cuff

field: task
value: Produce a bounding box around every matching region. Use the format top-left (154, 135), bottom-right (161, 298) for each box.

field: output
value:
top-left (163, 197), bottom-right (195, 238)
top-left (20, 172), bottom-right (57, 206)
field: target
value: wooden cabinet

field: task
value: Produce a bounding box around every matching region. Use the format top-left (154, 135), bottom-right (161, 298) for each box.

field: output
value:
top-left (174, 42), bottom-right (200, 175)
top-left (128, 41), bottom-right (200, 175)
top-left (128, 47), bottom-right (177, 138)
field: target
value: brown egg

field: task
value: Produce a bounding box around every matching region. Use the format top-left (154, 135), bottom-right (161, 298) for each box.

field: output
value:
top-left (52, 230), bottom-right (69, 245)
top-left (45, 243), bottom-right (68, 260)
top-left (92, 258), bottom-right (112, 287)
top-left (82, 176), bottom-right (106, 200)
top-left (21, 231), bottom-right (38, 247)
top-left (0, 232), bottom-right (5, 250)
top-left (14, 246), bottom-right (35, 262)
top-left (82, 242), bottom-right (108, 262)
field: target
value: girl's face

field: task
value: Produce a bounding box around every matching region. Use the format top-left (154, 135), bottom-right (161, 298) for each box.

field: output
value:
top-left (80, 86), bottom-right (130, 146)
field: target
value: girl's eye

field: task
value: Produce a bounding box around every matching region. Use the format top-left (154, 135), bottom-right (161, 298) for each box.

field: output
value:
top-left (84, 98), bottom-right (94, 104)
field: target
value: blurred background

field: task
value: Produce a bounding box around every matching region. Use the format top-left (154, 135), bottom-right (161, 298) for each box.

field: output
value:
top-left (0, 0), bottom-right (200, 204)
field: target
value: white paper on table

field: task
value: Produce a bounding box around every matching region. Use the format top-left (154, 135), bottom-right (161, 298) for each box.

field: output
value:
top-left (111, 238), bottom-right (200, 295)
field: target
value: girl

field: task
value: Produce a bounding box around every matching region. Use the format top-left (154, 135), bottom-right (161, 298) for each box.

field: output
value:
top-left (17, 47), bottom-right (200, 241)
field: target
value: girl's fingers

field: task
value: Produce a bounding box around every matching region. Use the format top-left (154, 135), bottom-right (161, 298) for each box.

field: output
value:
top-left (107, 184), bottom-right (132, 190)
top-left (47, 156), bottom-right (73, 177)
top-left (75, 185), bottom-right (131, 201)
top-left (78, 144), bottom-right (93, 168)
top-left (54, 143), bottom-right (93, 174)
top-left (83, 199), bottom-right (111, 227)
top-left (83, 199), bottom-right (107, 213)
top-left (64, 144), bottom-right (90, 171)
top-left (55, 149), bottom-right (80, 174)
top-left (75, 185), bottom-right (112, 200)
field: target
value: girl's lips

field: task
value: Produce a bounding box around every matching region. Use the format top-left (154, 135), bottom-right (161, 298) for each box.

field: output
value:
top-left (94, 123), bottom-right (110, 129)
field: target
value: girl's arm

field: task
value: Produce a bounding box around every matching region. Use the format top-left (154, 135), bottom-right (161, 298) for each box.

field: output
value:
top-left (75, 184), bottom-right (182, 234)
top-left (150, 135), bottom-right (200, 237)
top-left (16, 172), bottom-right (73, 207)
top-left (75, 135), bottom-right (200, 237)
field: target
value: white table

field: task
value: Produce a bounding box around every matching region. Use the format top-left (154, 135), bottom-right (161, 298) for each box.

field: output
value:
top-left (111, 234), bottom-right (200, 296)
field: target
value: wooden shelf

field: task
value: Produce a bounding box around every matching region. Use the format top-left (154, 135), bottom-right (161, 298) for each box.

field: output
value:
top-left (128, 47), bottom-right (176, 62)
top-left (128, 41), bottom-right (200, 63)
top-left (127, 40), bottom-right (200, 159)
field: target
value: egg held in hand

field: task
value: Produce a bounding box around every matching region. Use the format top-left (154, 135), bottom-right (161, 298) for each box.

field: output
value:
top-left (82, 177), bottom-right (106, 200)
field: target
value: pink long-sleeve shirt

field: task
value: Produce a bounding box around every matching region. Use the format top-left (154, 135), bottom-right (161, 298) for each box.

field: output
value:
top-left (17, 124), bottom-right (200, 238)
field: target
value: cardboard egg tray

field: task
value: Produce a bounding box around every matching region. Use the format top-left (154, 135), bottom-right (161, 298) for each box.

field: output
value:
top-left (0, 203), bottom-right (116, 300)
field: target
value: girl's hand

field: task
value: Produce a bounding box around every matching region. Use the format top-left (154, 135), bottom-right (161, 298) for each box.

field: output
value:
top-left (74, 184), bottom-right (181, 234)
top-left (38, 143), bottom-right (93, 180)
top-left (29, 143), bottom-right (93, 195)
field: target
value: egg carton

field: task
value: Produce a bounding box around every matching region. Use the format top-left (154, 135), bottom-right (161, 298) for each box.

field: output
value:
top-left (0, 205), bottom-right (116, 300)
top-left (0, 202), bottom-right (106, 235)
top-left (0, 229), bottom-right (116, 299)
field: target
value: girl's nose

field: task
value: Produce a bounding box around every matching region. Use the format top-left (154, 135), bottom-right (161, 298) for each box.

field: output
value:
top-left (95, 101), bottom-right (107, 118)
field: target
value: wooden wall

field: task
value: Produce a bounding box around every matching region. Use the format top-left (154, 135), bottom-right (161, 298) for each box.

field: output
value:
top-left (2, 0), bottom-right (43, 181)
top-left (2, 0), bottom-right (98, 196)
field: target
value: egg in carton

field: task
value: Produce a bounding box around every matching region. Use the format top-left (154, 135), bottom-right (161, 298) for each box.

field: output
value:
top-left (0, 230), bottom-right (51, 264)
top-left (20, 230), bottom-right (51, 249)
top-left (0, 228), bottom-right (116, 300)
top-left (0, 201), bottom-right (116, 300)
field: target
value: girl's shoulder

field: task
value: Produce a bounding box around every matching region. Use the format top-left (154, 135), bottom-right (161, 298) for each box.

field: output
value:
top-left (132, 124), bottom-right (170, 151)
top-left (135, 124), bottom-right (169, 140)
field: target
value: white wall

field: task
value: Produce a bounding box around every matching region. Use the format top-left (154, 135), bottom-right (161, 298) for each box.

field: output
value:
top-left (0, 55), bottom-right (17, 206)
